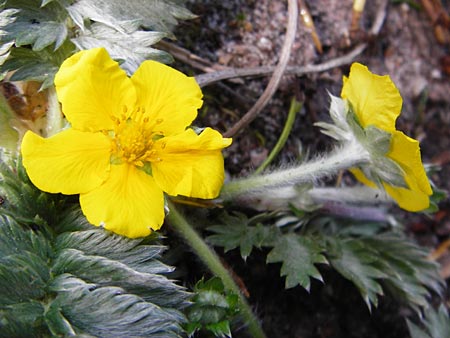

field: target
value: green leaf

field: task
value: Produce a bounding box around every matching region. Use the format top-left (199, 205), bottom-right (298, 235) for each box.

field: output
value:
top-left (185, 277), bottom-right (238, 338)
top-left (407, 304), bottom-right (450, 338)
top-left (362, 235), bottom-right (443, 310)
top-left (0, 0), bottom-right (195, 85)
top-left (326, 234), bottom-right (443, 311)
top-left (0, 0), bottom-right (69, 51)
top-left (0, 301), bottom-right (50, 337)
top-left (267, 233), bottom-right (328, 290)
top-left (71, 22), bottom-right (173, 74)
top-left (207, 212), bottom-right (281, 260)
top-left (0, 157), bottom-right (67, 226)
top-left (0, 159), bottom-right (190, 336)
top-left (0, 41), bottom-right (75, 89)
top-left (50, 275), bottom-right (184, 337)
top-left (66, 0), bottom-right (196, 35)
top-left (327, 238), bottom-right (386, 309)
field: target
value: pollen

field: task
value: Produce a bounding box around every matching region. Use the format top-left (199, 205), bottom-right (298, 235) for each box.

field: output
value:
top-left (111, 110), bottom-right (163, 166)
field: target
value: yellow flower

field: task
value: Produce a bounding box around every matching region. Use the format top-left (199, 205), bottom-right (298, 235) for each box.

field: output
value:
top-left (341, 63), bottom-right (432, 211)
top-left (21, 48), bottom-right (232, 238)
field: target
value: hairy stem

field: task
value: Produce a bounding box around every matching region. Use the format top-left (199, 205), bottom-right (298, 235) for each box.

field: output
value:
top-left (221, 141), bottom-right (369, 201)
top-left (167, 201), bottom-right (267, 338)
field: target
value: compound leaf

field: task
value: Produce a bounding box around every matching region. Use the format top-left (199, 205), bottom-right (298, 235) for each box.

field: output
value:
top-left (267, 233), bottom-right (328, 291)
top-left (207, 212), bottom-right (280, 260)
top-left (327, 237), bottom-right (386, 309)
top-left (0, 158), bottom-right (190, 337)
top-left (407, 304), bottom-right (450, 338)
top-left (326, 234), bottom-right (443, 311)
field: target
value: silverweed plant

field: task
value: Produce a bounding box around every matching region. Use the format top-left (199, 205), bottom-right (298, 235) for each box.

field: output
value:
top-left (0, 1), bottom-right (448, 337)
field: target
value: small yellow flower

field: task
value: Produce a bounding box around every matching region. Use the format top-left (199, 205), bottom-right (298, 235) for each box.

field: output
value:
top-left (341, 63), bottom-right (432, 211)
top-left (21, 48), bottom-right (232, 238)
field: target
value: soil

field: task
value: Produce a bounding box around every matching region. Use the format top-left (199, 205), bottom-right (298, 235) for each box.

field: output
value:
top-left (169, 0), bottom-right (450, 337)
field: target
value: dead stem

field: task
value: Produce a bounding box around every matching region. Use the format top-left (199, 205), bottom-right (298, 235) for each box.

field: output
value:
top-left (195, 45), bottom-right (366, 87)
top-left (194, 0), bottom-right (388, 88)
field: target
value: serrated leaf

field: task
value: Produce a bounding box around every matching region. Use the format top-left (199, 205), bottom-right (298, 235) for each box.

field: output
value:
top-left (72, 22), bottom-right (172, 74)
top-left (407, 304), bottom-right (450, 338)
top-left (185, 277), bottom-right (238, 338)
top-left (0, 41), bottom-right (75, 89)
top-left (0, 159), bottom-right (190, 336)
top-left (326, 234), bottom-right (443, 311)
top-left (0, 0), bottom-right (195, 87)
top-left (50, 274), bottom-right (183, 337)
top-left (267, 233), bottom-right (328, 290)
top-left (51, 226), bottom-right (187, 310)
top-left (66, 0), bottom-right (196, 35)
top-left (205, 321), bottom-right (232, 338)
top-left (362, 235), bottom-right (443, 310)
top-left (0, 301), bottom-right (49, 338)
top-left (207, 212), bottom-right (280, 260)
top-left (327, 238), bottom-right (386, 309)
top-left (0, 0), bottom-right (69, 51)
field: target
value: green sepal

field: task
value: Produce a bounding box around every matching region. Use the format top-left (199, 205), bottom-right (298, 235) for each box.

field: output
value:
top-left (344, 104), bottom-right (408, 189)
top-left (315, 95), bottom-right (351, 141)
top-left (363, 125), bottom-right (391, 155)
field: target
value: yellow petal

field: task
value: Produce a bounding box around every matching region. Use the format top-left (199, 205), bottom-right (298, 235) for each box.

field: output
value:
top-left (79, 164), bottom-right (165, 238)
top-left (388, 131), bottom-right (432, 196)
top-left (54, 48), bottom-right (136, 132)
top-left (383, 183), bottom-right (430, 212)
top-left (350, 168), bottom-right (377, 188)
top-left (350, 131), bottom-right (432, 211)
top-left (341, 63), bottom-right (402, 131)
top-left (21, 129), bottom-right (111, 194)
top-left (131, 60), bottom-right (203, 136)
top-left (152, 128), bottom-right (232, 199)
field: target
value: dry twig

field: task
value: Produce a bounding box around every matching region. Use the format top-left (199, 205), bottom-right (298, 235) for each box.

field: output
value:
top-left (299, 0), bottom-right (323, 53)
top-left (222, 0), bottom-right (299, 138)
top-left (195, 0), bottom-right (388, 88)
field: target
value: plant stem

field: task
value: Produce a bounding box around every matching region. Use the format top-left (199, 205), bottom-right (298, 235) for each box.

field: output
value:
top-left (254, 98), bottom-right (302, 175)
top-left (167, 201), bottom-right (267, 338)
top-left (220, 141), bottom-right (369, 201)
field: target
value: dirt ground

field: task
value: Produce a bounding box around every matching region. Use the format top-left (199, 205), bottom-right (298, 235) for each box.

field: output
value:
top-left (169, 0), bottom-right (450, 337)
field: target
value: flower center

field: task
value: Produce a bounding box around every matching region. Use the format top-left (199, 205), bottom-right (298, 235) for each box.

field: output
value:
top-left (110, 107), bottom-right (163, 167)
